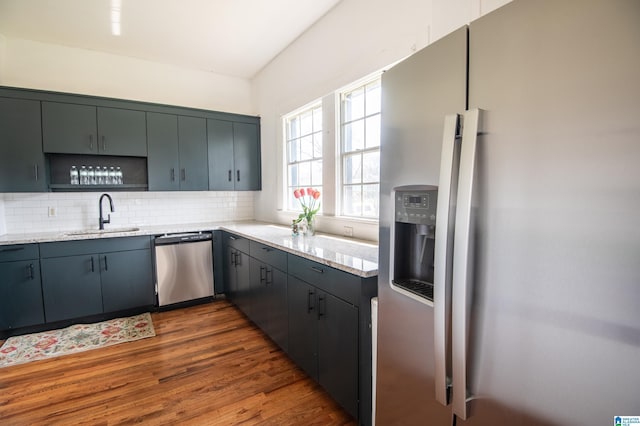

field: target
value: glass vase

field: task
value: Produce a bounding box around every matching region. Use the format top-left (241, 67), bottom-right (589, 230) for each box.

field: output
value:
top-left (304, 216), bottom-right (316, 236)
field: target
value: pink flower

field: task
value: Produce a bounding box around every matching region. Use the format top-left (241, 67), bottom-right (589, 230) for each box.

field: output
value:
top-left (294, 189), bottom-right (301, 199)
top-left (312, 190), bottom-right (320, 200)
top-left (299, 188), bottom-right (306, 196)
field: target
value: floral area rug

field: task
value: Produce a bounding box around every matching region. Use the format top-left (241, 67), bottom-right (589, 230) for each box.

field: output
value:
top-left (0, 313), bottom-right (155, 368)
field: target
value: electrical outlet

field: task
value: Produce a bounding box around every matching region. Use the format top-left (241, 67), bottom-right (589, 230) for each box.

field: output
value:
top-left (48, 206), bottom-right (57, 217)
top-left (343, 226), bottom-right (353, 237)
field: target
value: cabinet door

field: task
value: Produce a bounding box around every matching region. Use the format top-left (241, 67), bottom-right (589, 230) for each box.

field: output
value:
top-left (42, 102), bottom-right (97, 154)
top-left (317, 291), bottom-right (359, 418)
top-left (0, 98), bottom-right (47, 192)
top-left (234, 250), bottom-right (252, 318)
top-left (147, 112), bottom-right (180, 191)
top-left (287, 276), bottom-right (318, 380)
top-left (207, 119), bottom-right (235, 190)
top-left (224, 246), bottom-right (238, 301)
top-left (178, 116), bottom-right (208, 190)
top-left (233, 122), bottom-right (261, 190)
top-left (266, 266), bottom-right (288, 351)
top-left (0, 260), bottom-right (44, 330)
top-left (41, 255), bottom-right (103, 323)
top-left (249, 257), bottom-right (268, 328)
top-left (97, 107), bottom-right (147, 156)
top-left (101, 249), bottom-right (154, 312)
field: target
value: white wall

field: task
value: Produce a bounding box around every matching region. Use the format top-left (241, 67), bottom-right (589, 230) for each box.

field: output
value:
top-left (2, 191), bottom-right (254, 235)
top-left (0, 37), bottom-right (254, 115)
top-left (251, 0), bottom-right (510, 241)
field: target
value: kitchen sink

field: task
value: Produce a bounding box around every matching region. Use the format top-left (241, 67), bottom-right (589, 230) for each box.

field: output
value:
top-left (64, 227), bottom-right (141, 236)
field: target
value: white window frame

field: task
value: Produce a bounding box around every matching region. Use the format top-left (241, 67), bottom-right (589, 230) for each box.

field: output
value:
top-left (338, 77), bottom-right (381, 220)
top-left (284, 102), bottom-right (323, 214)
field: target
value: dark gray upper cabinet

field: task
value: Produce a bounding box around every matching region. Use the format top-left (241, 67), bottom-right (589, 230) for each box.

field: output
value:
top-left (147, 113), bottom-right (208, 191)
top-left (0, 97), bottom-right (47, 192)
top-left (147, 112), bottom-right (180, 191)
top-left (97, 107), bottom-right (147, 156)
top-left (42, 101), bottom-right (147, 157)
top-left (178, 116), bottom-right (209, 191)
top-left (207, 119), bottom-right (261, 191)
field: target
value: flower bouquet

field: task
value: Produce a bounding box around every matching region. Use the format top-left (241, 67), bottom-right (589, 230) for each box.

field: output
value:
top-left (293, 187), bottom-right (321, 235)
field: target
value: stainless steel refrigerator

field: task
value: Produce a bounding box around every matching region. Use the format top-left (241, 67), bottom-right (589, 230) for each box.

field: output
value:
top-left (376, 1), bottom-right (640, 425)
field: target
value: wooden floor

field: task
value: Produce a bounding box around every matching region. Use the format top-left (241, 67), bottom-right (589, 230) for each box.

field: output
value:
top-left (0, 299), bottom-right (356, 425)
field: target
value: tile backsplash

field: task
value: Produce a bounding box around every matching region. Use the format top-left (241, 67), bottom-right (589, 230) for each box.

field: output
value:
top-left (0, 191), bottom-right (255, 235)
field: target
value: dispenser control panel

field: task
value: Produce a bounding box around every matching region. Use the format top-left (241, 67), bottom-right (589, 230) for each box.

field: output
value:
top-left (395, 189), bottom-right (437, 225)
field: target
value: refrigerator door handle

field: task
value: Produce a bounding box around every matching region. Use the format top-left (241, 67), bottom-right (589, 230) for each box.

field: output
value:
top-left (451, 108), bottom-right (481, 420)
top-left (433, 113), bottom-right (461, 407)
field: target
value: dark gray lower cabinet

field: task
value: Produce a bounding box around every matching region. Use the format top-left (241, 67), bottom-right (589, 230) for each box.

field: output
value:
top-left (249, 257), bottom-right (288, 351)
top-left (288, 275), bottom-right (359, 419)
top-left (101, 249), bottom-right (154, 312)
top-left (0, 245), bottom-right (44, 330)
top-left (41, 254), bottom-right (104, 322)
top-left (40, 236), bottom-right (154, 323)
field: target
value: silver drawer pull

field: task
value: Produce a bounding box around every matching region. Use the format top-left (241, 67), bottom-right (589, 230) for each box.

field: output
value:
top-left (311, 266), bottom-right (324, 274)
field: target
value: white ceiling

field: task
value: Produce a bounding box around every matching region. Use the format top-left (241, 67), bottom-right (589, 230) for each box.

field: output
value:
top-left (0, 0), bottom-right (342, 79)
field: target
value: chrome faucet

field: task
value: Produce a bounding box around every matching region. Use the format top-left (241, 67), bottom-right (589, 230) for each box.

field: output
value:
top-left (99, 193), bottom-right (114, 230)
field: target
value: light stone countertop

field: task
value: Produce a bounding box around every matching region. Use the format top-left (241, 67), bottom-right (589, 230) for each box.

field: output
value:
top-left (0, 220), bottom-right (379, 278)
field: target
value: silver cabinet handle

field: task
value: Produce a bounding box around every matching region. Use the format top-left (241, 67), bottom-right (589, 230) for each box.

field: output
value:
top-left (237, 170), bottom-right (240, 182)
top-left (104, 255), bottom-right (108, 271)
top-left (89, 135), bottom-right (94, 150)
top-left (1, 247), bottom-right (24, 253)
top-left (90, 256), bottom-right (95, 272)
top-left (317, 294), bottom-right (326, 318)
top-left (181, 168), bottom-right (186, 181)
top-left (260, 265), bottom-right (266, 282)
top-left (433, 113), bottom-right (461, 407)
top-left (451, 108), bottom-right (481, 420)
top-left (34, 164), bottom-right (39, 181)
top-left (28, 263), bottom-right (35, 280)
top-left (265, 268), bottom-right (272, 285)
top-left (228, 170), bottom-right (232, 182)
top-left (170, 168), bottom-right (175, 182)
top-left (310, 266), bottom-right (324, 274)
top-left (102, 136), bottom-right (106, 151)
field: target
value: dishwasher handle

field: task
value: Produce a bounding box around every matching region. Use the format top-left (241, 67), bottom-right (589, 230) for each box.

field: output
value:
top-left (155, 232), bottom-right (212, 245)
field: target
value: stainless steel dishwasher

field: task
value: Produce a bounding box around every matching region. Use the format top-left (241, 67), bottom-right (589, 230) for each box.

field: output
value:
top-left (154, 232), bottom-right (214, 307)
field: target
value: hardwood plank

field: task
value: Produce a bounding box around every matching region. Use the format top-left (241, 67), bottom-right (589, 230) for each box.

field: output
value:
top-left (0, 300), bottom-right (356, 425)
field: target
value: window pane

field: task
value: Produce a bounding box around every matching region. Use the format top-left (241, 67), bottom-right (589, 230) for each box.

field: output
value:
top-left (313, 107), bottom-right (322, 131)
top-left (300, 110), bottom-right (313, 136)
top-left (300, 135), bottom-right (313, 160)
top-left (343, 120), bottom-right (364, 152)
top-left (288, 139), bottom-right (299, 163)
top-left (362, 151), bottom-right (380, 183)
top-left (313, 133), bottom-right (323, 159)
top-left (312, 160), bottom-right (322, 186)
top-left (343, 185), bottom-right (362, 216)
top-left (365, 115), bottom-right (381, 148)
top-left (288, 164), bottom-right (298, 187)
top-left (343, 87), bottom-right (365, 122)
top-left (288, 117), bottom-right (299, 140)
top-left (298, 161), bottom-right (311, 186)
top-left (363, 184), bottom-right (379, 218)
top-left (365, 80), bottom-right (381, 115)
top-left (343, 153), bottom-right (362, 185)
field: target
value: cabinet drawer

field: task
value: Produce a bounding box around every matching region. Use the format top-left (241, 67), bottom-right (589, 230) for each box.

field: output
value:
top-left (0, 244), bottom-right (39, 262)
top-left (40, 236), bottom-right (151, 258)
top-left (223, 232), bottom-right (250, 253)
top-left (287, 254), bottom-right (360, 306)
top-left (250, 240), bottom-right (286, 271)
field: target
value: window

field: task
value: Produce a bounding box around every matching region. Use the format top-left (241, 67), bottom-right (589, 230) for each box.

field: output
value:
top-left (340, 79), bottom-right (381, 218)
top-left (285, 104), bottom-right (323, 212)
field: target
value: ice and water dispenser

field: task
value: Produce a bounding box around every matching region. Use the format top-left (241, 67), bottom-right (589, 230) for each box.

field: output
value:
top-left (390, 185), bottom-right (438, 303)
